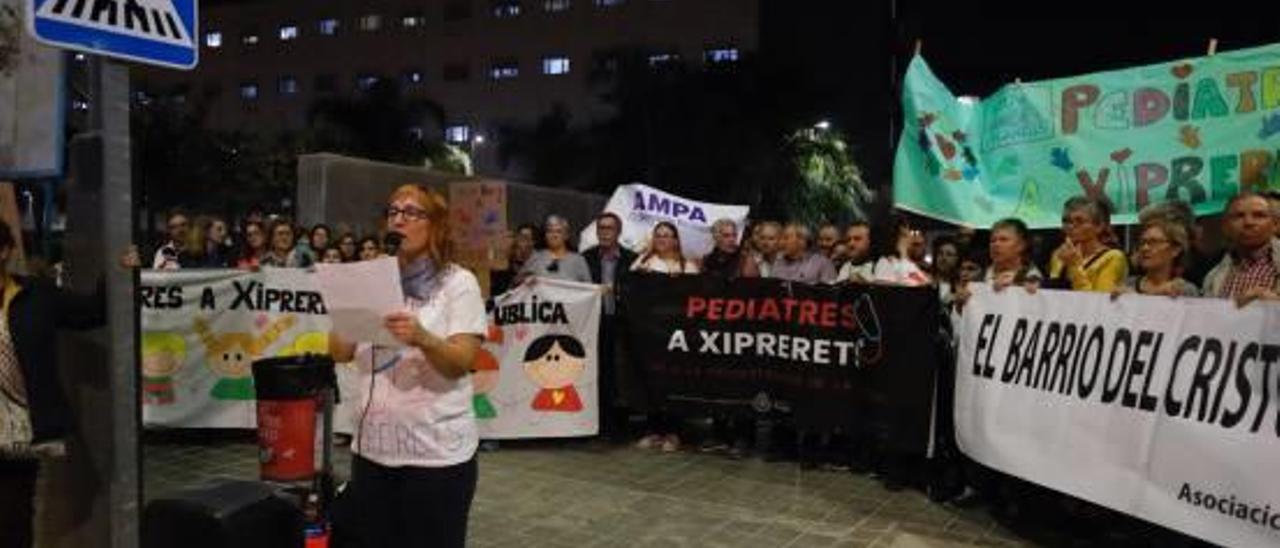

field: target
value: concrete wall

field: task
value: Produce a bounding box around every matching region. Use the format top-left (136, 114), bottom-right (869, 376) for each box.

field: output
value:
top-left (296, 153), bottom-right (606, 247)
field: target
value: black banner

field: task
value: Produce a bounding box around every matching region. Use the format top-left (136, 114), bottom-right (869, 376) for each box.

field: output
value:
top-left (624, 274), bottom-right (940, 456)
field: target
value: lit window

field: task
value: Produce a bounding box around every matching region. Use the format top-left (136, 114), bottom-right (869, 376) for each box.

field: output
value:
top-left (445, 125), bottom-right (471, 144)
top-left (318, 18), bottom-right (339, 35)
top-left (204, 31), bottom-right (222, 48)
top-left (542, 56), bottom-right (570, 75)
top-left (279, 25), bottom-right (298, 40)
top-left (356, 74), bottom-right (380, 90)
top-left (242, 33), bottom-right (259, 46)
top-left (239, 83), bottom-right (259, 100)
top-left (493, 1), bottom-right (521, 17)
top-left (409, 127), bottom-right (425, 140)
top-left (403, 69), bottom-right (425, 85)
top-left (278, 77), bottom-right (299, 95)
top-left (489, 60), bottom-right (519, 80)
top-left (401, 13), bottom-right (425, 27)
top-left (705, 48), bottom-right (739, 64)
top-left (648, 52), bottom-right (679, 66)
top-left (358, 15), bottom-right (382, 31)
top-left (544, 0), bottom-right (571, 12)
top-left (71, 100), bottom-right (90, 112)
top-left (595, 0), bottom-right (624, 7)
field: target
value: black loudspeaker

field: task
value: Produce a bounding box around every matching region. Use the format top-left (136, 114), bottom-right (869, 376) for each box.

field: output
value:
top-left (143, 479), bottom-right (304, 548)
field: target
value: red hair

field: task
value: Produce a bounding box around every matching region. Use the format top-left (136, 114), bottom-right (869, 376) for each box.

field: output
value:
top-left (387, 184), bottom-right (454, 265)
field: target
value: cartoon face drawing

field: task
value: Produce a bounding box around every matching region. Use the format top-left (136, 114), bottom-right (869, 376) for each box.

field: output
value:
top-left (141, 331), bottom-right (185, 378)
top-left (141, 331), bottom-right (186, 405)
top-left (522, 334), bottom-right (587, 413)
top-left (193, 315), bottom-right (296, 400)
top-left (522, 335), bottom-right (585, 390)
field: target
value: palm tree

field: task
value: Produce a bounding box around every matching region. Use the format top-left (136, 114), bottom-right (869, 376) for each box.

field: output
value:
top-left (781, 126), bottom-right (874, 226)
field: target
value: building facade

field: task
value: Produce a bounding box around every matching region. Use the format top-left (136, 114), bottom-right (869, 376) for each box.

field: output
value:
top-left (134, 0), bottom-right (758, 175)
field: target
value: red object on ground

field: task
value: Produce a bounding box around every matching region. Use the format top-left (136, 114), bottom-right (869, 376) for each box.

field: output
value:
top-left (304, 531), bottom-right (329, 548)
top-left (256, 398), bottom-right (317, 482)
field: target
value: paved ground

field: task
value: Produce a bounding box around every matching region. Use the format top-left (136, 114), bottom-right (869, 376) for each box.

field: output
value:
top-left (144, 434), bottom-right (1037, 548)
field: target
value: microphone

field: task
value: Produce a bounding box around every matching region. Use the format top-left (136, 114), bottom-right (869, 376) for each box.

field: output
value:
top-left (382, 232), bottom-right (404, 256)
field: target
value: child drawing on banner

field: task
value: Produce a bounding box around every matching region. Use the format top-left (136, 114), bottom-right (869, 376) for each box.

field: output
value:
top-left (193, 315), bottom-right (296, 400)
top-left (522, 334), bottom-right (586, 412)
top-left (470, 324), bottom-right (503, 419)
top-left (140, 332), bottom-right (185, 405)
top-left (277, 332), bottom-right (329, 357)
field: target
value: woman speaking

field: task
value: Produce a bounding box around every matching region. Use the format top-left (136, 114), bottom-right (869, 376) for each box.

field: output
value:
top-left (329, 184), bottom-right (487, 547)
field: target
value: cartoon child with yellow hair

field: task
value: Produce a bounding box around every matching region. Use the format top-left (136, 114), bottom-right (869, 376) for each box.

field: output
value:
top-left (193, 315), bottom-right (296, 400)
top-left (141, 332), bottom-right (185, 405)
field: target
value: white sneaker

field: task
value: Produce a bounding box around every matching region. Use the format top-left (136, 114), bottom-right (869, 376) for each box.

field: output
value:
top-left (636, 434), bottom-right (663, 450)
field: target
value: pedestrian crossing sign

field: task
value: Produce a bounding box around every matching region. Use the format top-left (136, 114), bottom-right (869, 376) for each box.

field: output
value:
top-left (27, 0), bottom-right (197, 70)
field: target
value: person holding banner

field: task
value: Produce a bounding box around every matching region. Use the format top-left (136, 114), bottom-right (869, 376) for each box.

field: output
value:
top-left (836, 221), bottom-right (874, 284)
top-left (235, 221), bottom-right (269, 270)
top-left (581, 213), bottom-right (638, 441)
top-left (328, 184), bottom-right (487, 548)
top-left (631, 222), bottom-right (699, 275)
top-left (631, 222), bottom-right (699, 452)
top-left (772, 223), bottom-right (834, 284)
top-left (952, 218), bottom-right (1041, 312)
top-left (700, 218), bottom-right (758, 279)
top-left (748, 221), bottom-right (781, 278)
top-left (871, 217), bottom-right (929, 287)
top-left (1048, 197), bottom-right (1127, 292)
top-left (337, 233), bottom-right (359, 263)
top-left (260, 219), bottom-right (314, 269)
top-left (519, 215), bottom-right (591, 283)
top-left (1202, 191), bottom-right (1279, 305)
top-left (357, 236), bottom-right (382, 261)
top-left (1113, 218), bottom-right (1199, 298)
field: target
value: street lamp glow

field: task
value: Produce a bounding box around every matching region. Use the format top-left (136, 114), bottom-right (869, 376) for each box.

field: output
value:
top-left (814, 120), bottom-right (831, 130)
top-left (473, 134), bottom-right (486, 145)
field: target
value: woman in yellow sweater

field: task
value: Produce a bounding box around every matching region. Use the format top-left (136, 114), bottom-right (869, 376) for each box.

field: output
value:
top-left (1049, 196), bottom-right (1128, 292)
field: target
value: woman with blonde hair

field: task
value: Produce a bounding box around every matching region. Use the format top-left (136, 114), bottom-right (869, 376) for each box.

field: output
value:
top-left (1114, 218), bottom-right (1199, 298)
top-left (631, 222), bottom-right (699, 274)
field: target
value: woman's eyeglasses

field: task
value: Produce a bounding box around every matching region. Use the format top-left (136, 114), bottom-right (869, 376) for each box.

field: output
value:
top-left (384, 206), bottom-right (430, 221)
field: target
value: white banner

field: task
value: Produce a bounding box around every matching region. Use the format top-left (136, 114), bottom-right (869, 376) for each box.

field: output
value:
top-left (0, 0), bottom-right (62, 178)
top-left (141, 269), bottom-right (353, 430)
top-left (476, 277), bottom-right (601, 439)
top-left (579, 183), bottom-right (749, 259)
top-left (956, 286), bottom-right (1280, 548)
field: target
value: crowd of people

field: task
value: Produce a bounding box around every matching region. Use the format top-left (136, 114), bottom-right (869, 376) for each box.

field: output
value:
top-left (147, 208), bottom-right (390, 271)
top-left (137, 188), bottom-right (1280, 544)
top-left (477, 189), bottom-right (1280, 541)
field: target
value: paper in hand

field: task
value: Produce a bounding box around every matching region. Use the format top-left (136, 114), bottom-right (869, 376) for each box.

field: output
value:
top-left (315, 257), bottom-right (405, 347)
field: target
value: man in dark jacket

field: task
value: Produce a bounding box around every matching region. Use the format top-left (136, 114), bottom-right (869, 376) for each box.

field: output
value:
top-left (0, 219), bottom-right (112, 548)
top-left (580, 212), bottom-right (638, 441)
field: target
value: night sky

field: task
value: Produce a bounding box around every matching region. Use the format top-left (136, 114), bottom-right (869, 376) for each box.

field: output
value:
top-left (765, 0), bottom-right (1279, 194)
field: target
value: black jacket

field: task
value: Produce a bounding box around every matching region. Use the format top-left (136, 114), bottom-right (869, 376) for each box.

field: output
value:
top-left (581, 246), bottom-right (637, 316)
top-left (10, 276), bottom-right (106, 443)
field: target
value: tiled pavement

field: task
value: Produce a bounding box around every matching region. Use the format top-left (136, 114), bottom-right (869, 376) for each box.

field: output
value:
top-left (144, 434), bottom-right (1036, 548)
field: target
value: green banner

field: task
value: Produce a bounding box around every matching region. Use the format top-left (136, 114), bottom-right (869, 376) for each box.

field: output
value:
top-left (893, 43), bottom-right (1280, 228)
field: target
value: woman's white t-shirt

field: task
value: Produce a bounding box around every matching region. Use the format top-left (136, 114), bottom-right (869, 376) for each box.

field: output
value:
top-left (350, 266), bottom-right (488, 468)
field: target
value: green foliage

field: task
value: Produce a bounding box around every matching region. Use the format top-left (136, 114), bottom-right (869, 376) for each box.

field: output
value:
top-left (783, 128), bottom-right (873, 226)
